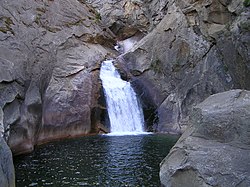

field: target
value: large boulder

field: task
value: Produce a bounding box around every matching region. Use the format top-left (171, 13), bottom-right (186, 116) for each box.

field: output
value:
top-left (160, 89), bottom-right (250, 187)
top-left (118, 0), bottom-right (250, 133)
top-left (39, 42), bottom-right (109, 144)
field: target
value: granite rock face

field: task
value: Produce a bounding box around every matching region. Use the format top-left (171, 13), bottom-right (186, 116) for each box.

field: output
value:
top-left (0, 0), bottom-right (114, 155)
top-left (0, 103), bottom-right (15, 187)
top-left (86, 0), bottom-right (169, 39)
top-left (0, 137), bottom-right (15, 187)
top-left (119, 0), bottom-right (250, 133)
top-left (160, 89), bottom-right (250, 187)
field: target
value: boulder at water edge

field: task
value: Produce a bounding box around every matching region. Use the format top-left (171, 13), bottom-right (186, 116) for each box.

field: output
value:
top-left (160, 89), bottom-right (250, 187)
top-left (0, 137), bottom-right (15, 187)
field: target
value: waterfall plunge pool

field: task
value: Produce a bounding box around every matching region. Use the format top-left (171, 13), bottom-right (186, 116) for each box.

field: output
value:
top-left (14, 60), bottom-right (178, 186)
top-left (14, 134), bottom-right (179, 186)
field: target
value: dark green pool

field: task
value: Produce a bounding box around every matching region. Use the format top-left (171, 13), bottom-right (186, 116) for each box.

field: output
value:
top-left (14, 134), bottom-right (178, 187)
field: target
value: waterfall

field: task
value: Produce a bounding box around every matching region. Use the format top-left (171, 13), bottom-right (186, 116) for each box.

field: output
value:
top-left (100, 60), bottom-right (145, 135)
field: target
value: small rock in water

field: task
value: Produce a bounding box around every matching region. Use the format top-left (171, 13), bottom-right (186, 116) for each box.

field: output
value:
top-left (78, 182), bottom-right (89, 185)
top-left (28, 182), bottom-right (38, 186)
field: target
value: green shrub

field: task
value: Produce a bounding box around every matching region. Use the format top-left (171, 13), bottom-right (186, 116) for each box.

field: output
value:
top-left (244, 0), bottom-right (250, 7)
top-left (95, 13), bottom-right (101, 21)
top-left (0, 17), bottom-right (14, 34)
top-left (150, 59), bottom-right (165, 75)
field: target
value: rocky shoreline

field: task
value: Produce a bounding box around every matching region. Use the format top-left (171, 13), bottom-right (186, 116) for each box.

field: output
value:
top-left (160, 90), bottom-right (250, 187)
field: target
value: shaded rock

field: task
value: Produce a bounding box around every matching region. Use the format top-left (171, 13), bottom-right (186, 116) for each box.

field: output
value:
top-left (160, 89), bottom-right (250, 187)
top-left (3, 99), bottom-right (21, 139)
top-left (8, 83), bottom-right (41, 154)
top-left (0, 82), bottom-right (24, 109)
top-left (85, 0), bottom-right (169, 38)
top-left (0, 108), bottom-right (3, 136)
top-left (0, 137), bottom-right (15, 187)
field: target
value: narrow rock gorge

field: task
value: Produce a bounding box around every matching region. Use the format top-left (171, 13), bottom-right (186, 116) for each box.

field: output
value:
top-left (0, 0), bottom-right (249, 186)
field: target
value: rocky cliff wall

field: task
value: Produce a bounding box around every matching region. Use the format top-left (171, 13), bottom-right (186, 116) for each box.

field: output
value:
top-left (118, 0), bottom-right (250, 133)
top-left (85, 0), bottom-right (169, 39)
top-left (0, 0), bottom-right (115, 155)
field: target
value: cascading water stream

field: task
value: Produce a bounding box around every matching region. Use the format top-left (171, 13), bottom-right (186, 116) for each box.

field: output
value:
top-left (100, 60), bottom-right (146, 135)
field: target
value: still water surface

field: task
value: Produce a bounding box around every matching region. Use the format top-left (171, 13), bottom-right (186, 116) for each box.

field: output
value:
top-left (14, 134), bottom-right (178, 187)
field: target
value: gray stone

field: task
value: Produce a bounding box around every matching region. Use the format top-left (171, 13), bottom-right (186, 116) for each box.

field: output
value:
top-left (3, 99), bottom-right (20, 139)
top-left (38, 39), bottom-right (110, 144)
top-left (160, 90), bottom-right (250, 187)
top-left (0, 58), bottom-right (15, 83)
top-left (7, 83), bottom-right (41, 154)
top-left (0, 82), bottom-right (24, 109)
top-left (117, 0), bottom-right (250, 133)
top-left (0, 108), bottom-right (3, 136)
top-left (0, 137), bottom-right (15, 187)
top-left (0, 0), bottom-right (115, 154)
top-left (85, 0), bottom-right (169, 38)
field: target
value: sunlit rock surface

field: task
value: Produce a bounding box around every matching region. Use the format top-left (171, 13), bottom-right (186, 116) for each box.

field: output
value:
top-left (160, 90), bottom-right (250, 187)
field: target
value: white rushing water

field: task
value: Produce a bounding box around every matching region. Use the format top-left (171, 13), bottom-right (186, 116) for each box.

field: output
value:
top-left (100, 60), bottom-right (146, 135)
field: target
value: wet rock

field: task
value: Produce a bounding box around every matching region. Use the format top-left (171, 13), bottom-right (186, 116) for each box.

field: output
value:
top-left (160, 89), bottom-right (250, 187)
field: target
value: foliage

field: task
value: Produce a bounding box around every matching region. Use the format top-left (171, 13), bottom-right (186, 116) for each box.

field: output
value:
top-left (150, 59), bottom-right (165, 75)
top-left (95, 12), bottom-right (102, 21)
top-left (223, 63), bottom-right (229, 72)
top-left (244, 0), bottom-right (250, 7)
top-left (36, 7), bottom-right (46, 13)
top-left (171, 60), bottom-right (182, 72)
top-left (0, 16), bottom-right (14, 35)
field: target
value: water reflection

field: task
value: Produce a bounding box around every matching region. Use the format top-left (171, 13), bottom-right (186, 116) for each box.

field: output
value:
top-left (104, 136), bottom-right (144, 186)
top-left (14, 134), bottom-right (178, 186)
